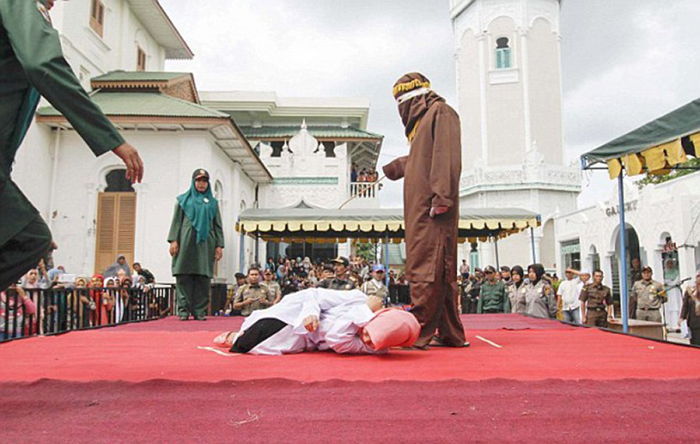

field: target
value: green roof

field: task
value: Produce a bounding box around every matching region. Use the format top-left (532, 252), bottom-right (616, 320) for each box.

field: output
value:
top-left (582, 98), bottom-right (700, 168)
top-left (37, 92), bottom-right (228, 119)
top-left (92, 71), bottom-right (191, 82)
top-left (239, 125), bottom-right (383, 140)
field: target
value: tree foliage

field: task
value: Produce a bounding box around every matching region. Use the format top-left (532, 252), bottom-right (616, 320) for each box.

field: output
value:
top-left (354, 242), bottom-right (375, 262)
top-left (636, 157), bottom-right (700, 189)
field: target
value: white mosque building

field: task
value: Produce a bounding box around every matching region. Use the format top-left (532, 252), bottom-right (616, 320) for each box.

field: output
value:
top-left (450, 0), bottom-right (581, 270)
top-left (13, 0), bottom-right (383, 283)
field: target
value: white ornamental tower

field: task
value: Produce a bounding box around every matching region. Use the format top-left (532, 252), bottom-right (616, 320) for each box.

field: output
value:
top-left (451, 0), bottom-right (581, 270)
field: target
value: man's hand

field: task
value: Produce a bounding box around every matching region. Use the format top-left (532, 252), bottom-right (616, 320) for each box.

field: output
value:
top-left (113, 143), bottom-right (144, 183)
top-left (303, 315), bottom-right (319, 332)
top-left (214, 247), bottom-right (223, 262)
top-left (429, 206), bottom-right (449, 218)
top-left (169, 241), bottom-right (179, 257)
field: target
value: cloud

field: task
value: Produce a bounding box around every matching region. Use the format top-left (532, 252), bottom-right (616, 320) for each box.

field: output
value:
top-left (161, 0), bottom-right (700, 209)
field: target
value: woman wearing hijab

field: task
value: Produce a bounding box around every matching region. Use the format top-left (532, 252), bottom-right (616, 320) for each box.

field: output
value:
top-left (679, 270), bottom-right (700, 345)
top-left (167, 169), bottom-right (224, 321)
top-left (523, 264), bottom-right (557, 319)
top-left (507, 265), bottom-right (528, 314)
top-left (103, 254), bottom-right (131, 278)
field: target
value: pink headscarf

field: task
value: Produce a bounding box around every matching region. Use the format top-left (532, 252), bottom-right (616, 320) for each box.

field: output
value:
top-left (364, 308), bottom-right (420, 350)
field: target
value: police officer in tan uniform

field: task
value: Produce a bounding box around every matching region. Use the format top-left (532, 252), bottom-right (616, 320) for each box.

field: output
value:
top-left (579, 269), bottom-right (613, 328)
top-left (360, 264), bottom-right (389, 305)
top-left (317, 257), bottom-right (355, 290)
top-left (263, 268), bottom-right (282, 304)
top-left (630, 266), bottom-right (666, 322)
top-left (232, 268), bottom-right (272, 316)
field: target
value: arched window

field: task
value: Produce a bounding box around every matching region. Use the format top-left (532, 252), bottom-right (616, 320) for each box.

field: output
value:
top-left (95, 169), bottom-right (136, 274)
top-left (105, 169), bottom-right (134, 192)
top-left (495, 37), bottom-right (512, 69)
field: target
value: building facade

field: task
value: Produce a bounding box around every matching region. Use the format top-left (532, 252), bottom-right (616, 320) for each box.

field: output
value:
top-left (202, 92), bottom-right (384, 264)
top-left (554, 174), bottom-right (700, 325)
top-left (12, 1), bottom-right (385, 282)
top-left (450, 0), bottom-right (580, 270)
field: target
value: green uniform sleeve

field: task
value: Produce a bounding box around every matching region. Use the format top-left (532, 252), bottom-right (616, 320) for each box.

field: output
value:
top-left (0, 0), bottom-right (124, 155)
top-left (213, 206), bottom-right (224, 248)
top-left (167, 204), bottom-right (182, 243)
top-left (578, 286), bottom-right (588, 303)
top-left (476, 289), bottom-right (483, 314)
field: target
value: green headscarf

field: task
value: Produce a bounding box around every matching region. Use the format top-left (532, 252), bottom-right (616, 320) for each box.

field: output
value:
top-left (177, 169), bottom-right (218, 244)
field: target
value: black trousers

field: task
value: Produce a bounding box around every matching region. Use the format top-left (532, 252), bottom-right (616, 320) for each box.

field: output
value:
top-left (230, 318), bottom-right (288, 353)
top-left (0, 214), bottom-right (51, 292)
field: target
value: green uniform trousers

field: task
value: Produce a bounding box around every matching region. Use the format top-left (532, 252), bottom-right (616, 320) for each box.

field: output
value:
top-left (175, 274), bottom-right (210, 318)
top-left (585, 309), bottom-right (608, 328)
top-left (0, 214), bottom-right (51, 292)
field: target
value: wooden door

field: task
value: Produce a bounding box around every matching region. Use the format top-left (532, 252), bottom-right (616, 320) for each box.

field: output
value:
top-left (95, 192), bottom-right (136, 274)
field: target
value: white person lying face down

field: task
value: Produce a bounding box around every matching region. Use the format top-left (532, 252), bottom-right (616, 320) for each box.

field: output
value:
top-left (213, 287), bottom-right (420, 355)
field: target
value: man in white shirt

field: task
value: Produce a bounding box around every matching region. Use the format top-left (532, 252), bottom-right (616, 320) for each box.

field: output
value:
top-left (214, 288), bottom-right (419, 355)
top-left (557, 268), bottom-right (584, 324)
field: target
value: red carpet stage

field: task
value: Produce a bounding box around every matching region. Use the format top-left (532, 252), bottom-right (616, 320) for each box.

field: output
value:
top-left (1, 314), bottom-right (699, 442)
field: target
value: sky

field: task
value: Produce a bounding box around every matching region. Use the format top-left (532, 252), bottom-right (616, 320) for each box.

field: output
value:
top-left (161, 0), bottom-right (700, 209)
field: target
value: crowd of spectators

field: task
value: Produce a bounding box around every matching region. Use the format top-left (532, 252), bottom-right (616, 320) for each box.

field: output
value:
top-left (0, 254), bottom-right (164, 340)
top-left (222, 255), bottom-right (405, 316)
top-left (458, 262), bottom-right (563, 319)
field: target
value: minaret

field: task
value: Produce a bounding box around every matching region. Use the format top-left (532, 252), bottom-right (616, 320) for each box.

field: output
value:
top-left (450, 0), bottom-right (581, 269)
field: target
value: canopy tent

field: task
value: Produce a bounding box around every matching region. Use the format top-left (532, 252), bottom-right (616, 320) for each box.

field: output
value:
top-left (581, 98), bottom-right (700, 178)
top-left (580, 97), bottom-right (700, 335)
top-left (236, 207), bottom-right (540, 244)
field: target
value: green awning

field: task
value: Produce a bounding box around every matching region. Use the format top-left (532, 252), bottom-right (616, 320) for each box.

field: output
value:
top-left (581, 98), bottom-right (700, 178)
top-left (236, 206), bottom-right (540, 243)
top-left (92, 71), bottom-right (191, 82)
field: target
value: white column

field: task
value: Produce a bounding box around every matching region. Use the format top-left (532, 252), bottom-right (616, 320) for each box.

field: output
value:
top-left (477, 32), bottom-right (489, 164)
top-left (604, 252), bottom-right (615, 287)
top-left (678, 245), bottom-right (697, 283)
top-left (132, 182), bottom-right (149, 269)
top-left (519, 27), bottom-right (532, 153)
top-left (82, 182), bottom-right (98, 275)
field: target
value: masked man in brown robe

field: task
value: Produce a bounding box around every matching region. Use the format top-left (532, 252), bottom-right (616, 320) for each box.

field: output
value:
top-left (383, 72), bottom-right (467, 349)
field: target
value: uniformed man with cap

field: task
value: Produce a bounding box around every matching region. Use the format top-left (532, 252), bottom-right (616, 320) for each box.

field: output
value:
top-left (579, 269), bottom-right (613, 327)
top-left (361, 264), bottom-right (389, 305)
top-left (630, 266), bottom-right (666, 322)
top-left (262, 268), bottom-right (282, 304)
top-left (317, 256), bottom-right (355, 290)
top-left (0, 0), bottom-right (144, 292)
top-left (232, 267), bottom-right (272, 316)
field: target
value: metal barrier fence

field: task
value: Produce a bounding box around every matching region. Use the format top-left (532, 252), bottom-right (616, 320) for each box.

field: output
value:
top-left (0, 285), bottom-right (175, 342)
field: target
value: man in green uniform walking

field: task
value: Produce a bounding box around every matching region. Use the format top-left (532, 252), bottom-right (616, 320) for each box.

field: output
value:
top-left (477, 265), bottom-right (510, 314)
top-left (0, 0), bottom-right (143, 292)
top-left (167, 169), bottom-right (224, 320)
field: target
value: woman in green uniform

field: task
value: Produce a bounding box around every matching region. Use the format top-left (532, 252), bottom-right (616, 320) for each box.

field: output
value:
top-left (167, 169), bottom-right (224, 321)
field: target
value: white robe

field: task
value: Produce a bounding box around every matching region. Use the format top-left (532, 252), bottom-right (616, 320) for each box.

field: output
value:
top-left (236, 288), bottom-right (381, 355)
